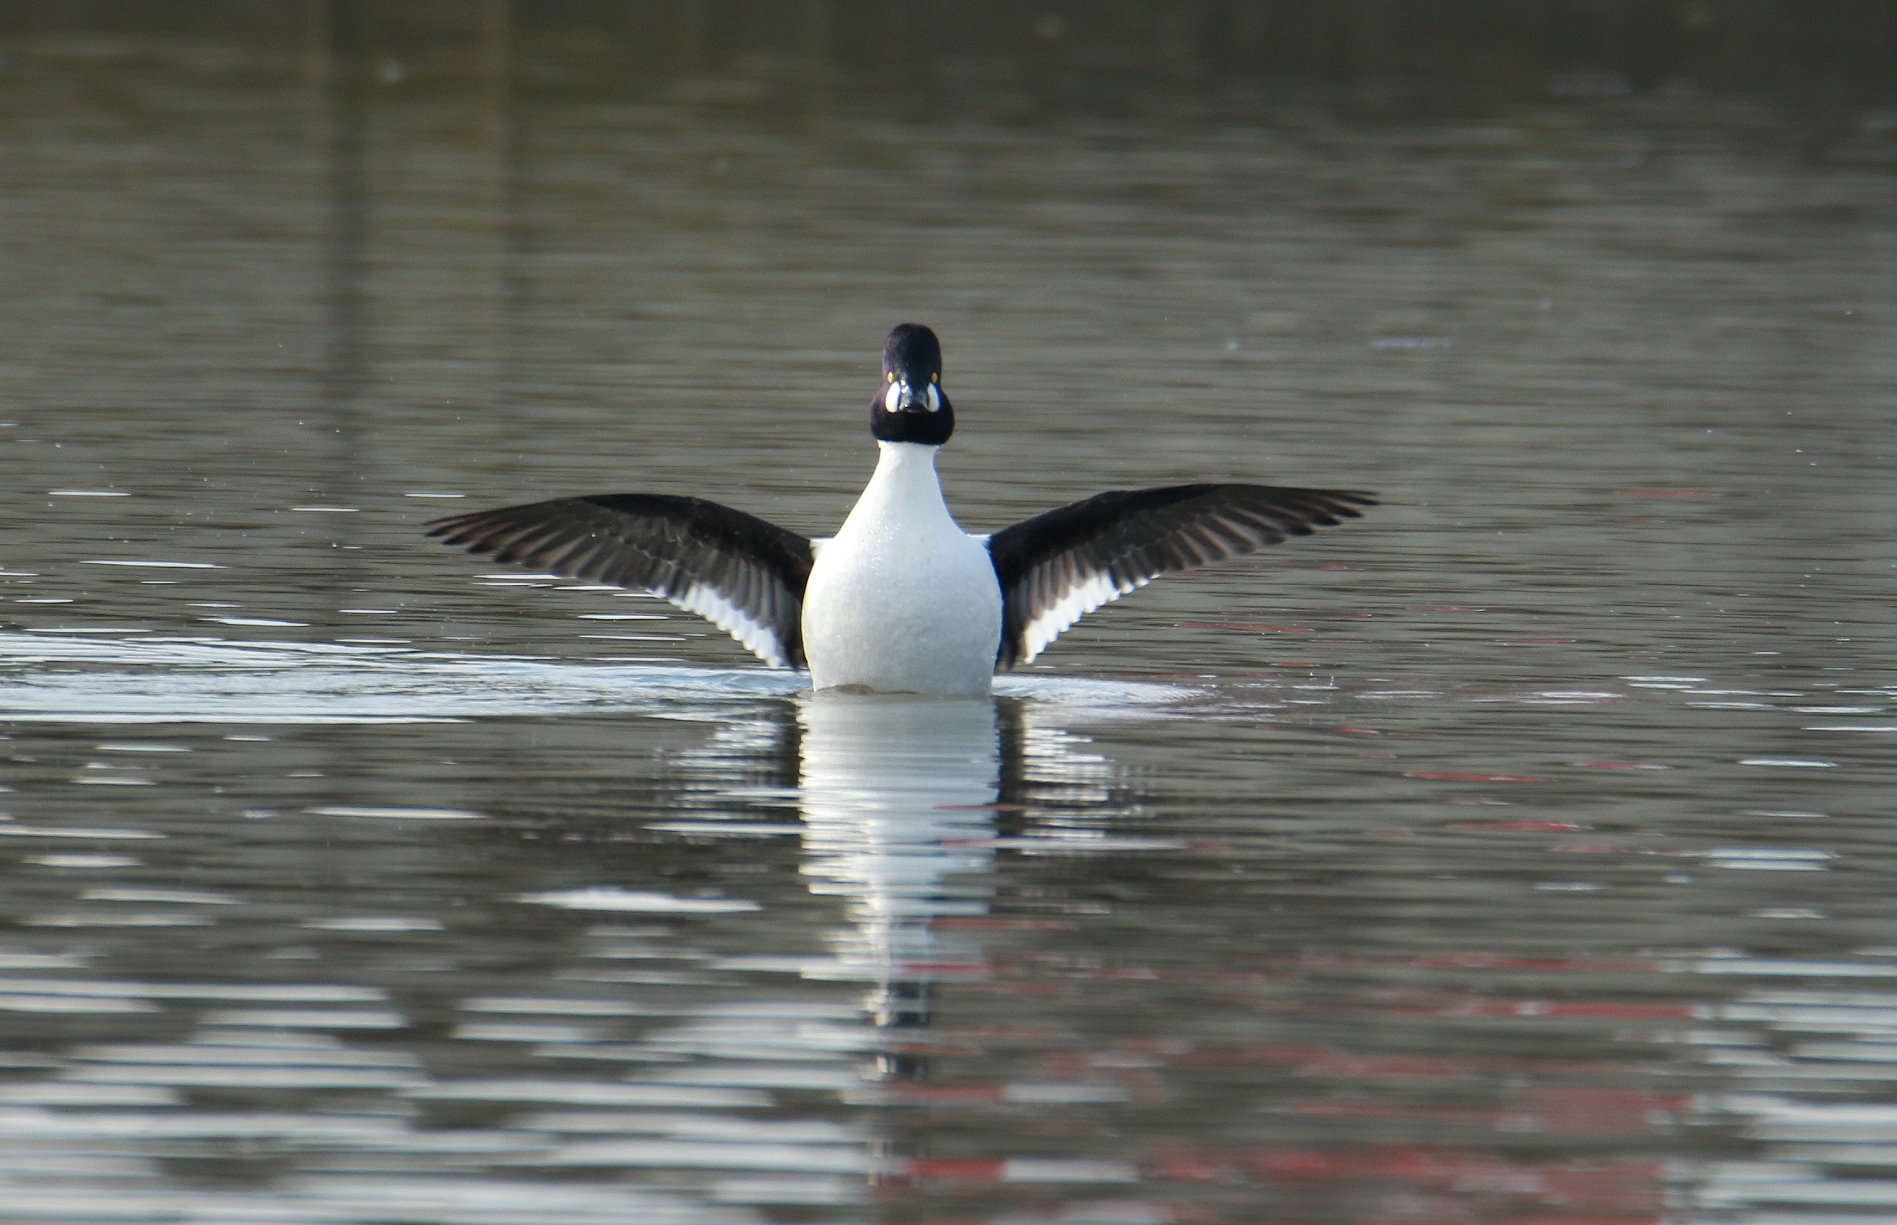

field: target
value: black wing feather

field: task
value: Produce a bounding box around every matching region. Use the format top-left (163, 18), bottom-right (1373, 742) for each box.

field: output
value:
top-left (986, 484), bottom-right (1375, 669)
top-left (426, 494), bottom-right (815, 669)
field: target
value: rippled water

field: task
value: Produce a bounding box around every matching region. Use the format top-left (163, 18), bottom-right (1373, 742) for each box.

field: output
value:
top-left (2, 8), bottom-right (1895, 1223)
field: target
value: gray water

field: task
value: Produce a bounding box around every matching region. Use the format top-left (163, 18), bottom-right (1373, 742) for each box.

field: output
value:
top-left (2, 6), bottom-right (1895, 1223)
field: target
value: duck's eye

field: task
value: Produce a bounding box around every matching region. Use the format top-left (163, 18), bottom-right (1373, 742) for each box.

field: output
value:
top-left (931, 372), bottom-right (939, 383)
top-left (887, 373), bottom-right (895, 382)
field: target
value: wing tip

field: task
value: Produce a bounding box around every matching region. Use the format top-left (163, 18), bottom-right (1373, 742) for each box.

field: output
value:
top-left (422, 510), bottom-right (500, 545)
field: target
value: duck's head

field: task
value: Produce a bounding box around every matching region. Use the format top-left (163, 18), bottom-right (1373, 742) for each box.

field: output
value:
top-left (870, 323), bottom-right (953, 446)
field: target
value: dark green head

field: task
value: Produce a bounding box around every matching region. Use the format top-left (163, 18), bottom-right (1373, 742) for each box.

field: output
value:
top-left (870, 323), bottom-right (953, 446)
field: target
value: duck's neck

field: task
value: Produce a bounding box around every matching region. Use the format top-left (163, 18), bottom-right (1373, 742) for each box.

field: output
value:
top-left (844, 442), bottom-right (954, 532)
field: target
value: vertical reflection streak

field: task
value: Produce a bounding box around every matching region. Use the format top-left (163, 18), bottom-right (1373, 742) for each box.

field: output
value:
top-left (797, 694), bottom-right (1002, 1088)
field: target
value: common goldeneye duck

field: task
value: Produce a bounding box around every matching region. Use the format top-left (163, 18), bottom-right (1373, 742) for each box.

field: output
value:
top-left (426, 324), bottom-right (1375, 696)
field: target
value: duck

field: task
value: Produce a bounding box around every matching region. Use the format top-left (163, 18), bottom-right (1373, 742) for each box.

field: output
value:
top-left (426, 324), bottom-right (1374, 696)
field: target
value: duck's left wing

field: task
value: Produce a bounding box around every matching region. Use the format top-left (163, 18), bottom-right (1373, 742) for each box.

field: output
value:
top-left (985, 483), bottom-right (1375, 669)
top-left (426, 494), bottom-right (815, 669)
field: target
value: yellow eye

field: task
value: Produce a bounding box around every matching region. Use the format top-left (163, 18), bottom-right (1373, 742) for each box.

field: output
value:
top-left (931, 373), bottom-right (939, 383)
top-left (887, 373), bottom-right (895, 382)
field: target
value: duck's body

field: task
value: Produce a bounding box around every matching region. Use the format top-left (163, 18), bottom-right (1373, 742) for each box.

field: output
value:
top-left (428, 325), bottom-right (1373, 696)
top-left (802, 441), bottom-right (1002, 695)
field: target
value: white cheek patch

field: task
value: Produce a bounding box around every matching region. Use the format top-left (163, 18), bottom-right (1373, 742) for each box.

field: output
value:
top-left (883, 381), bottom-right (942, 413)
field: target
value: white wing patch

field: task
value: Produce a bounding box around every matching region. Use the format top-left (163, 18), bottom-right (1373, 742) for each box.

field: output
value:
top-left (1019, 571), bottom-right (1151, 664)
top-left (677, 582), bottom-right (792, 669)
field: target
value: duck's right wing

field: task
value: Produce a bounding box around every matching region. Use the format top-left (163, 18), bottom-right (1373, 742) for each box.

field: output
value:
top-left (426, 494), bottom-right (815, 669)
top-left (986, 483), bottom-right (1376, 669)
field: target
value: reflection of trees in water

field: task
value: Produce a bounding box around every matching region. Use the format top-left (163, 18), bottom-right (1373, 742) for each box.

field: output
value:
top-left (292, 2), bottom-right (1897, 126)
top-left (18, 4), bottom-right (1892, 118)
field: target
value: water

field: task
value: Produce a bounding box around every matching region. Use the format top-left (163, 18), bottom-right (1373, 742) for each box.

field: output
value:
top-left (1, 6), bottom-right (1895, 1222)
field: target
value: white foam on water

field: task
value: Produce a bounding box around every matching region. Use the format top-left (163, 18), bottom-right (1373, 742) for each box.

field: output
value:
top-left (0, 631), bottom-right (1193, 727)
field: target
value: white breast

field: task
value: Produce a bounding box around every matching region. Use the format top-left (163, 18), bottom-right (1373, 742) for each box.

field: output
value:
top-left (802, 442), bottom-right (1002, 695)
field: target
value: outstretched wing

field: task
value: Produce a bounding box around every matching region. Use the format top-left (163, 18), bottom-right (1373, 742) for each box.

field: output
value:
top-left (426, 494), bottom-right (815, 669)
top-left (986, 483), bottom-right (1375, 669)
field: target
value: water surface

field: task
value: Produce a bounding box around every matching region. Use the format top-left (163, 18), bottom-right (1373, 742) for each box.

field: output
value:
top-left (1, 8), bottom-right (1895, 1223)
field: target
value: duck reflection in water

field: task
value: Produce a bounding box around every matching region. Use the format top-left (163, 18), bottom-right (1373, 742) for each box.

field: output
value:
top-left (797, 694), bottom-right (1011, 1081)
top-left (678, 689), bottom-right (1124, 1086)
